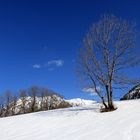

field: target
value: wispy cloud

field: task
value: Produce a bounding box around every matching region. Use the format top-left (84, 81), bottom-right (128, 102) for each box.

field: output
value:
top-left (82, 87), bottom-right (101, 96)
top-left (47, 59), bottom-right (64, 67)
top-left (32, 59), bottom-right (64, 70)
top-left (33, 64), bottom-right (41, 69)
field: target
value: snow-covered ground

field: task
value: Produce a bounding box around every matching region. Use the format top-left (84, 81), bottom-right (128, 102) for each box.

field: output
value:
top-left (0, 99), bottom-right (140, 140)
top-left (66, 98), bottom-right (96, 107)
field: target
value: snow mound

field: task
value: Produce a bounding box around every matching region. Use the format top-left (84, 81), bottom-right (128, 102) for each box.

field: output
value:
top-left (0, 99), bottom-right (140, 140)
top-left (66, 98), bottom-right (96, 107)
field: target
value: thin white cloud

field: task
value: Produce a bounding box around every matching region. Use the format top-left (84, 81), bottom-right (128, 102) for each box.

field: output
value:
top-left (82, 87), bottom-right (101, 96)
top-left (33, 64), bottom-right (41, 69)
top-left (48, 59), bottom-right (64, 67)
top-left (32, 59), bottom-right (64, 70)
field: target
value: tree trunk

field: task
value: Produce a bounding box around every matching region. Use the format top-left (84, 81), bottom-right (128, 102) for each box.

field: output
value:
top-left (105, 85), bottom-right (110, 108)
top-left (101, 97), bottom-right (108, 109)
top-left (109, 81), bottom-right (115, 110)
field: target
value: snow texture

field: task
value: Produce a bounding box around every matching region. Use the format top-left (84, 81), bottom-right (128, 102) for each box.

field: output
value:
top-left (0, 99), bottom-right (140, 140)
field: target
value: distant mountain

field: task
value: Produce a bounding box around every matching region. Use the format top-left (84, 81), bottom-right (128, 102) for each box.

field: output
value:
top-left (120, 84), bottom-right (140, 100)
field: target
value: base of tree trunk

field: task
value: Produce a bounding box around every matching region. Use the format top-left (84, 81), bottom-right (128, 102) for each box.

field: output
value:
top-left (100, 107), bottom-right (117, 113)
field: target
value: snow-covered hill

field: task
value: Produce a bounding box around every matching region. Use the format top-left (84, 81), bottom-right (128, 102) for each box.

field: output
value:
top-left (0, 95), bottom-right (96, 117)
top-left (66, 98), bottom-right (96, 107)
top-left (0, 99), bottom-right (140, 140)
top-left (121, 84), bottom-right (140, 100)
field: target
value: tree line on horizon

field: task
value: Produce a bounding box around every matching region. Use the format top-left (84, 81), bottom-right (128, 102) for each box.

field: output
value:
top-left (0, 86), bottom-right (71, 117)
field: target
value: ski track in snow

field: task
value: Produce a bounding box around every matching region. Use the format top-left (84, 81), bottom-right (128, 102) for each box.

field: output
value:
top-left (123, 119), bottom-right (140, 140)
top-left (0, 100), bottom-right (140, 140)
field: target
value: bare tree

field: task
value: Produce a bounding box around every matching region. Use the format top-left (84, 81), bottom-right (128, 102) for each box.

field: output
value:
top-left (0, 95), bottom-right (4, 117)
top-left (77, 15), bottom-right (139, 111)
top-left (19, 89), bottom-right (27, 114)
top-left (10, 95), bottom-right (17, 116)
top-left (3, 90), bottom-right (13, 116)
top-left (39, 88), bottom-right (50, 110)
top-left (28, 86), bottom-right (40, 112)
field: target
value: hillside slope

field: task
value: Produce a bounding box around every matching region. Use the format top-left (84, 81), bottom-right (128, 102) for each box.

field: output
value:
top-left (0, 100), bottom-right (140, 140)
top-left (121, 84), bottom-right (140, 100)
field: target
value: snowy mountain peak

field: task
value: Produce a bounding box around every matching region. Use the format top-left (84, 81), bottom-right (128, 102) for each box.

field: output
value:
top-left (121, 84), bottom-right (140, 100)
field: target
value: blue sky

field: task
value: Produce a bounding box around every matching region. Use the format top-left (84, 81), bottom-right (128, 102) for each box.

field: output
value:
top-left (0, 0), bottom-right (140, 99)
